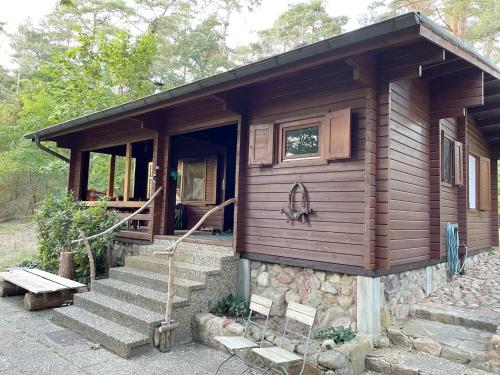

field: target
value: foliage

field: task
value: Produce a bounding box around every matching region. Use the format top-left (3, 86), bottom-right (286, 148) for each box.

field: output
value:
top-left (312, 326), bottom-right (355, 344)
top-left (210, 294), bottom-right (249, 319)
top-left (32, 193), bottom-right (119, 284)
top-left (241, 0), bottom-right (347, 61)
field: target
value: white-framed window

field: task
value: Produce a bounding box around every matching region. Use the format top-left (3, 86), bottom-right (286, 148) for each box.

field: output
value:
top-left (468, 154), bottom-right (477, 209)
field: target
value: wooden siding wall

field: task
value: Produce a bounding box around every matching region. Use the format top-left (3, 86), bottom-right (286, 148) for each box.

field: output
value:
top-left (388, 79), bottom-right (431, 267)
top-left (239, 64), bottom-right (368, 268)
top-left (467, 116), bottom-right (493, 251)
top-left (430, 118), bottom-right (459, 259)
top-left (376, 83), bottom-right (390, 269)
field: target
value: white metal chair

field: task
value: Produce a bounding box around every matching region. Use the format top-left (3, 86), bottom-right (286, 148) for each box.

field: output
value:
top-left (214, 294), bottom-right (273, 375)
top-left (252, 302), bottom-right (317, 375)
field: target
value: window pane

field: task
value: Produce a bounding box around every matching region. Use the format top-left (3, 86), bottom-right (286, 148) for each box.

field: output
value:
top-left (443, 138), bottom-right (452, 183)
top-left (285, 126), bottom-right (319, 156)
top-left (469, 155), bottom-right (477, 209)
top-left (182, 160), bottom-right (205, 201)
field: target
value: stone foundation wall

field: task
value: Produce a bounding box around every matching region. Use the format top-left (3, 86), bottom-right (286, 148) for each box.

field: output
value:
top-left (250, 261), bottom-right (357, 330)
top-left (380, 253), bottom-right (484, 328)
top-left (193, 312), bottom-right (373, 375)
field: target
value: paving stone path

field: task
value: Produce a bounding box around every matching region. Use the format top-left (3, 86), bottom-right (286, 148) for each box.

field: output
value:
top-left (0, 296), bottom-right (246, 375)
top-left (428, 250), bottom-right (500, 315)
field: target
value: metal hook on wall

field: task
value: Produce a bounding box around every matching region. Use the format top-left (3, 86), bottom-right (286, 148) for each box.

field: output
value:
top-left (281, 182), bottom-right (312, 223)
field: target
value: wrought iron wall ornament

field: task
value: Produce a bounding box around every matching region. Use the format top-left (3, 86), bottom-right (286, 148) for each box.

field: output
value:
top-left (281, 182), bottom-right (312, 223)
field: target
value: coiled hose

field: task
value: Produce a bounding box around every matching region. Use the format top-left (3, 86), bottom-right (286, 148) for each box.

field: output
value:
top-left (446, 223), bottom-right (467, 275)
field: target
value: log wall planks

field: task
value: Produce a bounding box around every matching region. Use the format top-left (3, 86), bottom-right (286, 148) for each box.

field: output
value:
top-left (467, 116), bottom-right (493, 251)
top-left (388, 79), bottom-right (431, 267)
top-left (239, 63), bottom-right (368, 268)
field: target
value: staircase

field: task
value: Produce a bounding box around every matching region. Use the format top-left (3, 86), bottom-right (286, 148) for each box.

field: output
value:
top-left (366, 303), bottom-right (500, 374)
top-left (53, 239), bottom-right (239, 358)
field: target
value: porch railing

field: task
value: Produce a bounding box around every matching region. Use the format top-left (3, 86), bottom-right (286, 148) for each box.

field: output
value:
top-left (153, 197), bottom-right (237, 352)
top-left (72, 186), bottom-right (164, 284)
top-left (81, 198), bottom-right (157, 241)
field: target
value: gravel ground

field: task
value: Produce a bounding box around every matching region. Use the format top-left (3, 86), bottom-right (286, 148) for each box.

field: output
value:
top-left (0, 295), bottom-right (247, 375)
top-left (428, 249), bottom-right (500, 315)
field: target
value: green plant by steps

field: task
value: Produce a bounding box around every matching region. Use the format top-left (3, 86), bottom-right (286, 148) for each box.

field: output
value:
top-left (210, 294), bottom-right (249, 319)
top-left (312, 326), bottom-right (355, 344)
top-left (31, 192), bottom-right (120, 284)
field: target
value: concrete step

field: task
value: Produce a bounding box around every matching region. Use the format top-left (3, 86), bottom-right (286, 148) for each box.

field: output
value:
top-left (389, 319), bottom-right (493, 370)
top-left (92, 278), bottom-right (188, 314)
top-left (137, 239), bottom-right (234, 257)
top-left (366, 348), bottom-right (496, 375)
top-left (73, 291), bottom-right (164, 336)
top-left (52, 306), bottom-right (151, 358)
top-left (109, 267), bottom-right (205, 297)
top-left (124, 255), bottom-right (221, 282)
top-left (411, 303), bottom-right (499, 333)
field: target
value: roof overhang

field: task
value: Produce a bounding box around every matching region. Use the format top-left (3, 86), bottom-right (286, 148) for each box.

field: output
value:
top-left (25, 12), bottom-right (499, 143)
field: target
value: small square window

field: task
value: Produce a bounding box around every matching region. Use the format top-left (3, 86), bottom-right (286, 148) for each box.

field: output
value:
top-left (285, 126), bottom-right (319, 157)
top-left (279, 117), bottom-right (323, 162)
top-left (442, 136), bottom-right (453, 184)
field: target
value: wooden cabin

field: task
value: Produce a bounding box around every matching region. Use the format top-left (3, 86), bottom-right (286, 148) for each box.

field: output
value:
top-left (27, 12), bottom-right (499, 277)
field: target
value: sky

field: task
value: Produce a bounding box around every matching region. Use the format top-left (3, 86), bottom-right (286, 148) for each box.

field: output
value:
top-left (0, 0), bottom-right (373, 69)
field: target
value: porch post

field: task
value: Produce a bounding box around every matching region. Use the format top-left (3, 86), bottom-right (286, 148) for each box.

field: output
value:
top-left (356, 275), bottom-right (381, 338)
top-left (107, 154), bottom-right (116, 197)
top-left (124, 143), bottom-right (132, 201)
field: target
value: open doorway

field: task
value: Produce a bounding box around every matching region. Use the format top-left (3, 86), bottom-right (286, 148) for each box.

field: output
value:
top-left (168, 123), bottom-right (237, 240)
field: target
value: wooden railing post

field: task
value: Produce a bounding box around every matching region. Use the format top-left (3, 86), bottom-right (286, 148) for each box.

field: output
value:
top-left (153, 197), bottom-right (237, 352)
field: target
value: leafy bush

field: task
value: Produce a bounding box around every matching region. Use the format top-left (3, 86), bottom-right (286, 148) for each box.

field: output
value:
top-left (312, 326), bottom-right (355, 344)
top-left (210, 295), bottom-right (249, 319)
top-left (31, 192), bottom-right (119, 284)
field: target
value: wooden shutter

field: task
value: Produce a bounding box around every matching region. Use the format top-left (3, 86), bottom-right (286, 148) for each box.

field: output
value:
top-left (479, 156), bottom-right (490, 211)
top-left (205, 156), bottom-right (218, 204)
top-left (324, 107), bottom-right (352, 160)
top-left (453, 141), bottom-right (463, 186)
top-left (249, 123), bottom-right (275, 166)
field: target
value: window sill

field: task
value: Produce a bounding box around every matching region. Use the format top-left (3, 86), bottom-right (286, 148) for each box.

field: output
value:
top-left (274, 157), bottom-right (328, 168)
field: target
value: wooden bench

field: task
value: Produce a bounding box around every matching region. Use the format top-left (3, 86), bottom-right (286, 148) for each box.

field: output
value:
top-left (0, 268), bottom-right (87, 311)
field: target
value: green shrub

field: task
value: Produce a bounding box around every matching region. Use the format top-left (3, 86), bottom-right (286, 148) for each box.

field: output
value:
top-left (31, 192), bottom-right (119, 284)
top-left (312, 326), bottom-right (355, 344)
top-left (210, 295), bottom-right (249, 319)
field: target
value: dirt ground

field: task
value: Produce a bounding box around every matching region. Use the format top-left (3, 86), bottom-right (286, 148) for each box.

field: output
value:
top-left (0, 220), bottom-right (38, 271)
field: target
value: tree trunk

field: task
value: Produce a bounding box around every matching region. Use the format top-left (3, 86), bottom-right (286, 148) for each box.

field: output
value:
top-left (58, 252), bottom-right (75, 280)
top-left (24, 290), bottom-right (79, 311)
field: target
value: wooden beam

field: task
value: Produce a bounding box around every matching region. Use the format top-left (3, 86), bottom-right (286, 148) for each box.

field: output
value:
top-left (124, 143), bottom-right (132, 201)
top-left (345, 53), bottom-right (376, 87)
top-left (422, 58), bottom-right (473, 79)
top-left (380, 64), bottom-right (422, 82)
top-left (383, 48), bottom-right (445, 71)
top-left (430, 107), bottom-right (466, 120)
top-left (419, 25), bottom-right (500, 80)
top-left (477, 118), bottom-right (500, 129)
top-left (430, 70), bottom-right (484, 114)
top-left (107, 154), bottom-right (116, 197)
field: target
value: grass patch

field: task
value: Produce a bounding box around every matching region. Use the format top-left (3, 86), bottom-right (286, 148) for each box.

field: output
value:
top-left (0, 220), bottom-right (38, 271)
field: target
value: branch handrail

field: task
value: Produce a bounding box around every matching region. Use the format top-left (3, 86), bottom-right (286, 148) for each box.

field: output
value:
top-left (154, 197), bottom-right (237, 352)
top-left (71, 186), bottom-right (163, 245)
top-left (153, 197), bottom-right (237, 256)
top-left (71, 186), bottom-right (163, 285)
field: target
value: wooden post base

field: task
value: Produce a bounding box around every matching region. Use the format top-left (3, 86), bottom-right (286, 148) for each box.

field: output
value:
top-left (58, 252), bottom-right (75, 280)
top-left (23, 287), bottom-right (87, 311)
top-left (0, 280), bottom-right (26, 297)
top-left (154, 321), bottom-right (179, 352)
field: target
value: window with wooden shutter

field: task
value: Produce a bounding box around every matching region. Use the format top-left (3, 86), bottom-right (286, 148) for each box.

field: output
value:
top-left (324, 107), bottom-right (352, 160)
top-left (453, 141), bottom-right (463, 186)
top-left (249, 124), bottom-right (275, 166)
top-left (479, 156), bottom-right (490, 211)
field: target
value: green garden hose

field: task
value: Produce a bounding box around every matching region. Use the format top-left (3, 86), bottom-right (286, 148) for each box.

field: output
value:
top-left (446, 223), bottom-right (467, 275)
